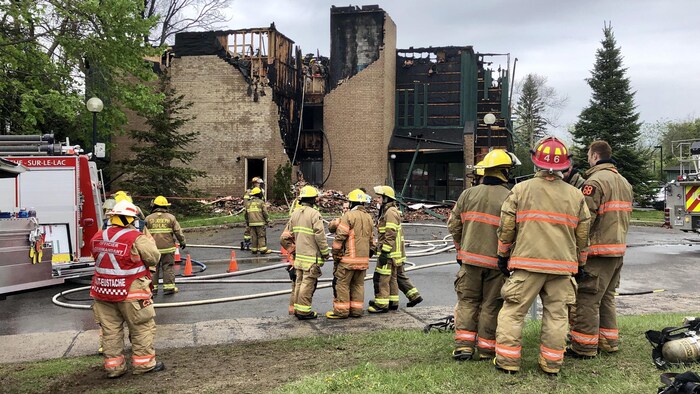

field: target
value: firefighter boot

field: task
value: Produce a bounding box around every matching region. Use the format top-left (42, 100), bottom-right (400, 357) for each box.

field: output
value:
top-left (325, 311), bottom-right (347, 319)
top-left (240, 241), bottom-right (245, 250)
top-left (452, 347), bottom-right (474, 361)
top-left (133, 361), bottom-right (165, 375)
top-left (389, 302), bottom-right (399, 311)
top-left (407, 296), bottom-right (423, 308)
top-left (296, 311), bottom-right (318, 320)
top-left (244, 240), bottom-right (251, 250)
top-left (493, 357), bottom-right (518, 374)
top-left (368, 305), bottom-right (389, 314)
top-left (163, 286), bottom-right (179, 295)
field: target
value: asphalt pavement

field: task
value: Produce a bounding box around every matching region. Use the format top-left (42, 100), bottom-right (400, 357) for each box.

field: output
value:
top-left (2, 223), bottom-right (700, 363)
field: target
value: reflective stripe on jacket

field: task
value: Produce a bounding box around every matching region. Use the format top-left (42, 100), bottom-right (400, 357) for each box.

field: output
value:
top-left (245, 197), bottom-right (269, 227)
top-left (497, 171), bottom-right (591, 275)
top-left (447, 183), bottom-right (511, 269)
top-left (280, 204), bottom-right (329, 270)
top-left (377, 202), bottom-right (406, 264)
top-left (332, 206), bottom-right (375, 270)
top-left (90, 227), bottom-right (160, 302)
top-left (583, 163), bottom-right (633, 257)
top-left (145, 209), bottom-right (185, 254)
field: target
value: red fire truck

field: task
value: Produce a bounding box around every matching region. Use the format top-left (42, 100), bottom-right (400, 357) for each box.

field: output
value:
top-left (0, 134), bottom-right (104, 295)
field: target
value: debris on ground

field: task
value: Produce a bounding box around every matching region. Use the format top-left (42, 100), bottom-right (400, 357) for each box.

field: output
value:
top-left (198, 188), bottom-right (453, 222)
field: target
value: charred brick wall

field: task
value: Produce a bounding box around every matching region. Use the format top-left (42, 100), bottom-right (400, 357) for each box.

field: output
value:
top-left (323, 12), bottom-right (396, 194)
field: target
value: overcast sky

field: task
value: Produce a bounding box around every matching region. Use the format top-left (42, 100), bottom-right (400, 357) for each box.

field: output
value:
top-left (223, 0), bottom-right (700, 136)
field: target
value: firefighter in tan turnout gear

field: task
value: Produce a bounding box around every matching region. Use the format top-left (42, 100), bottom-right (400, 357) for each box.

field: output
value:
top-left (368, 185), bottom-right (422, 313)
top-left (145, 196), bottom-right (186, 295)
top-left (326, 189), bottom-right (375, 319)
top-left (447, 149), bottom-right (517, 361)
top-left (568, 140), bottom-right (633, 359)
top-left (90, 200), bottom-right (164, 378)
top-left (246, 187), bottom-right (271, 254)
top-left (494, 137), bottom-right (591, 376)
top-left (280, 186), bottom-right (330, 320)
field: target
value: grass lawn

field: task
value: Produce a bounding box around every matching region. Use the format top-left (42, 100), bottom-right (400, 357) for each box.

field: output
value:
top-left (0, 313), bottom-right (694, 393)
top-left (631, 209), bottom-right (664, 222)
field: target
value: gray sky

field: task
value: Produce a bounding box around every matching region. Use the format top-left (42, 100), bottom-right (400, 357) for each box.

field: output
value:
top-left (224, 0), bottom-right (700, 136)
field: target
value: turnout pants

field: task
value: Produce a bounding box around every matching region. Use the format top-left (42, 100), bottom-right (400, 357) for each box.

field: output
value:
top-left (92, 279), bottom-right (158, 376)
top-left (243, 226), bottom-right (251, 242)
top-left (454, 264), bottom-right (504, 358)
top-left (372, 260), bottom-right (397, 310)
top-left (293, 263), bottom-right (322, 316)
top-left (250, 225), bottom-right (268, 252)
top-left (495, 270), bottom-right (576, 374)
top-left (333, 264), bottom-right (366, 317)
top-left (154, 253), bottom-right (175, 292)
top-left (393, 264), bottom-right (421, 307)
top-left (570, 256), bottom-right (624, 356)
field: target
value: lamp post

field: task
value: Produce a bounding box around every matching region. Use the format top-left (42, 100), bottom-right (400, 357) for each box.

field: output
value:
top-left (654, 145), bottom-right (663, 181)
top-left (483, 112), bottom-right (496, 150)
top-left (86, 97), bottom-right (103, 153)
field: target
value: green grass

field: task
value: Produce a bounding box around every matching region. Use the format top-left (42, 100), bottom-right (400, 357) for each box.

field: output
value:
top-left (274, 313), bottom-right (691, 394)
top-left (631, 209), bottom-right (664, 222)
top-left (1, 313), bottom-right (695, 393)
top-left (0, 356), bottom-right (101, 393)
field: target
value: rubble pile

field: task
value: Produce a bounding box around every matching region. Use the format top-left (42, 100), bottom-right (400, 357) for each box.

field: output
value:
top-left (199, 189), bottom-right (452, 222)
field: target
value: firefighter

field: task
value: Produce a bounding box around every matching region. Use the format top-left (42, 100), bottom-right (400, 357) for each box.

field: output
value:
top-left (368, 185), bottom-right (421, 313)
top-left (567, 140), bottom-right (633, 359)
top-left (280, 185), bottom-right (330, 320)
top-left (114, 191), bottom-right (146, 231)
top-left (564, 164), bottom-right (585, 188)
top-left (91, 200), bottom-right (164, 378)
top-left (242, 177), bottom-right (264, 250)
top-left (494, 136), bottom-right (591, 376)
top-left (245, 187), bottom-right (271, 254)
top-left (145, 196), bottom-right (186, 295)
top-left (241, 192), bottom-right (251, 250)
top-left (326, 189), bottom-right (375, 319)
top-left (447, 149), bottom-right (516, 361)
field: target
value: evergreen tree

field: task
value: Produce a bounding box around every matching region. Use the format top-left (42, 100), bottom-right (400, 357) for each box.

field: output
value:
top-left (119, 70), bottom-right (205, 210)
top-left (571, 22), bottom-right (651, 198)
top-left (511, 73), bottom-right (566, 178)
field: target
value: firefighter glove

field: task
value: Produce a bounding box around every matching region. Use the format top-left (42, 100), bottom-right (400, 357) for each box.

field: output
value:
top-left (378, 252), bottom-right (389, 266)
top-left (369, 249), bottom-right (375, 258)
top-left (574, 266), bottom-right (590, 282)
top-left (497, 255), bottom-right (510, 277)
top-left (286, 265), bottom-right (296, 282)
top-left (456, 258), bottom-right (462, 266)
top-left (180, 242), bottom-right (186, 250)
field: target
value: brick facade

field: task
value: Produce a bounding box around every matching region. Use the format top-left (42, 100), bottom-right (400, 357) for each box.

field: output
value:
top-left (115, 55), bottom-right (289, 197)
top-left (322, 15), bottom-right (396, 194)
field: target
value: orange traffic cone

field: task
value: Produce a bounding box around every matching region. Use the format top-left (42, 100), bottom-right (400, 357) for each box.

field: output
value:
top-left (174, 244), bottom-right (181, 263)
top-left (183, 254), bottom-right (195, 277)
top-left (227, 250), bottom-right (239, 273)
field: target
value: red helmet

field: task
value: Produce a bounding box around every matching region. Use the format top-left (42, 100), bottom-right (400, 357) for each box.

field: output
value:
top-left (531, 136), bottom-right (571, 171)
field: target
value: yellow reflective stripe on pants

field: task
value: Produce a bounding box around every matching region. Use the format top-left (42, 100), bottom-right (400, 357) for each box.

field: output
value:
top-left (158, 247), bottom-right (176, 254)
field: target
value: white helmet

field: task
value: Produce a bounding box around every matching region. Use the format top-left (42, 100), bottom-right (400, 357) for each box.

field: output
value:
top-left (108, 200), bottom-right (139, 217)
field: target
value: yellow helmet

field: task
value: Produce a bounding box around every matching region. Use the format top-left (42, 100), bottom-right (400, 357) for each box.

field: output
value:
top-left (475, 160), bottom-right (486, 176)
top-left (251, 176), bottom-right (264, 184)
top-left (481, 149), bottom-right (514, 169)
top-left (347, 189), bottom-right (366, 203)
top-left (373, 185), bottom-right (396, 200)
top-left (153, 195), bottom-right (170, 206)
top-left (114, 190), bottom-right (133, 203)
top-left (298, 185), bottom-right (319, 198)
top-left (250, 187), bottom-right (263, 196)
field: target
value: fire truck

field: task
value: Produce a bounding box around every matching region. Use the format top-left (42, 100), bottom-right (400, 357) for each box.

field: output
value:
top-left (0, 134), bottom-right (104, 295)
top-left (664, 139), bottom-right (700, 232)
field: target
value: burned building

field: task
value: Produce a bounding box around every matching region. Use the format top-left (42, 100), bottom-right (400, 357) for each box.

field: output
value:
top-left (115, 5), bottom-right (512, 202)
top-left (291, 5), bottom-right (512, 200)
